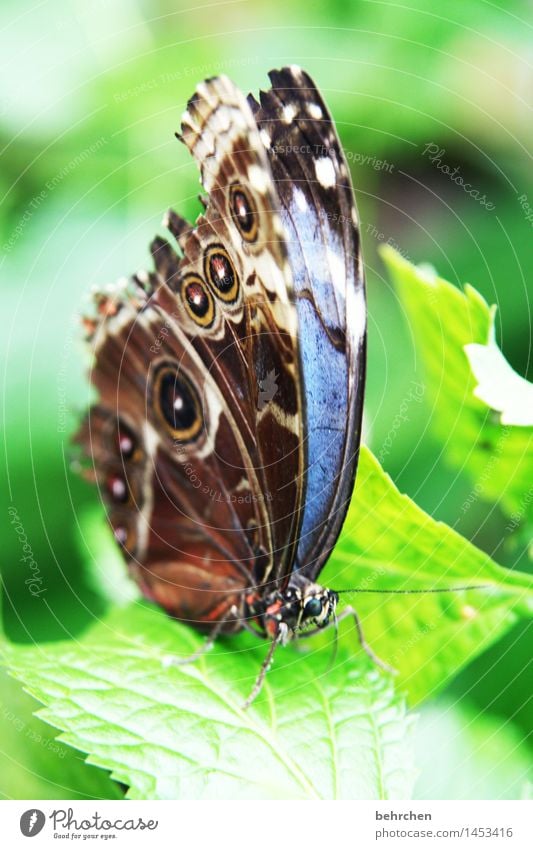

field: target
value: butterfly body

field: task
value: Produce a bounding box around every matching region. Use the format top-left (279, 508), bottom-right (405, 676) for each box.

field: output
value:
top-left (77, 67), bottom-right (366, 672)
top-left (245, 576), bottom-right (339, 643)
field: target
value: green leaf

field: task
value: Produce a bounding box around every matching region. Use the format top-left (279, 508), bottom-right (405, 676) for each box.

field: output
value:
top-left (0, 603), bottom-right (416, 800)
top-left (380, 245), bottom-right (533, 520)
top-left (324, 447), bottom-right (533, 704)
top-left (2, 449), bottom-right (531, 799)
top-left (77, 506), bottom-right (141, 607)
top-left (0, 669), bottom-right (122, 800)
top-left (413, 698), bottom-right (532, 800)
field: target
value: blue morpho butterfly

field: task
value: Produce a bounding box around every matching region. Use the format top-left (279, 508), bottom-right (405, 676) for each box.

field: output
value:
top-left (77, 67), bottom-right (482, 705)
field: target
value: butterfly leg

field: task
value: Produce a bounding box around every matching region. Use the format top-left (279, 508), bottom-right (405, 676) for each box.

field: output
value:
top-left (337, 606), bottom-right (397, 675)
top-left (242, 629), bottom-right (285, 710)
top-left (292, 607), bottom-right (395, 674)
top-left (167, 605), bottom-right (240, 666)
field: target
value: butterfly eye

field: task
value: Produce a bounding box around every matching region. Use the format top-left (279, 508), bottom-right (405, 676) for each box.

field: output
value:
top-left (180, 274), bottom-right (215, 327)
top-left (304, 597), bottom-right (323, 619)
top-left (204, 245), bottom-right (240, 303)
top-left (153, 362), bottom-right (203, 442)
top-left (229, 184), bottom-right (259, 243)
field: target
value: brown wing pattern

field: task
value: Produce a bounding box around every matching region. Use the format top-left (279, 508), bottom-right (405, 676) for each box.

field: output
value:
top-left (76, 75), bottom-right (306, 628)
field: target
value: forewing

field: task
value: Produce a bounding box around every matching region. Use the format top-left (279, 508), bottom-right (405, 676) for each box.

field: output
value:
top-left (249, 66), bottom-right (366, 578)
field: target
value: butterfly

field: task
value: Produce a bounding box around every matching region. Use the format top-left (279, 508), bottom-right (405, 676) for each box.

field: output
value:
top-left (76, 66), bottom-right (373, 704)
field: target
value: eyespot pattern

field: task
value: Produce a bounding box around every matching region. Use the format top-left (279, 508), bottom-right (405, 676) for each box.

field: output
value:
top-left (204, 244), bottom-right (240, 303)
top-left (112, 419), bottom-right (138, 461)
top-left (152, 361), bottom-right (203, 442)
top-left (180, 273), bottom-right (215, 327)
top-left (229, 183), bottom-right (259, 243)
top-left (111, 520), bottom-right (137, 555)
top-left (102, 418), bottom-right (142, 509)
top-left (106, 474), bottom-right (129, 504)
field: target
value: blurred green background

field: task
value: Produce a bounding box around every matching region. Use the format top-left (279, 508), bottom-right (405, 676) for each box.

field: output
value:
top-left (1, 0), bottom-right (531, 798)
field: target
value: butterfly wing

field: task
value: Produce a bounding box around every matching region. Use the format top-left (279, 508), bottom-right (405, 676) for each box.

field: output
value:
top-left (175, 75), bottom-right (306, 584)
top-left (78, 288), bottom-right (262, 628)
top-left (77, 67), bottom-right (365, 628)
top-left (76, 75), bottom-right (306, 628)
top-left (249, 67), bottom-right (366, 579)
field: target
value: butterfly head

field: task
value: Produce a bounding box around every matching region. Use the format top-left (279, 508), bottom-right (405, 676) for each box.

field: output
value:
top-left (253, 575), bottom-right (338, 644)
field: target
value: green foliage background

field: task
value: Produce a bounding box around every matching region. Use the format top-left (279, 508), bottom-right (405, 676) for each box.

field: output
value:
top-left (0, 0), bottom-right (531, 799)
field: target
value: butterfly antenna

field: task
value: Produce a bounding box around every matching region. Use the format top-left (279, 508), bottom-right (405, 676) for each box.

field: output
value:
top-left (334, 584), bottom-right (491, 596)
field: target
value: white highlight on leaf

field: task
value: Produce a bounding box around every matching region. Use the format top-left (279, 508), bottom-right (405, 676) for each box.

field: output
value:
top-left (461, 605), bottom-right (478, 620)
top-left (314, 156), bottom-right (336, 188)
top-left (465, 332), bottom-right (533, 426)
